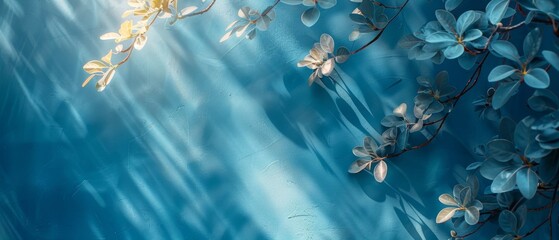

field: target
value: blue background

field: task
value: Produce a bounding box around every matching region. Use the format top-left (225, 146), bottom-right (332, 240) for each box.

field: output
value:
top-left (0, 0), bottom-right (555, 239)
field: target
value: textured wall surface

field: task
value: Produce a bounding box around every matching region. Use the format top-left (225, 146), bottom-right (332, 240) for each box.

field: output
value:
top-left (0, 0), bottom-right (555, 239)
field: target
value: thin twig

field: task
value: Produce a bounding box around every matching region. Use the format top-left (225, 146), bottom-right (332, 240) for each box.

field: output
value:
top-left (350, 0), bottom-right (409, 55)
top-left (178, 0), bottom-right (217, 18)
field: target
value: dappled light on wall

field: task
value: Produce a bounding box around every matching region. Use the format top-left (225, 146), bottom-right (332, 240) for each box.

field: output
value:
top-left (1, 0), bottom-right (559, 239)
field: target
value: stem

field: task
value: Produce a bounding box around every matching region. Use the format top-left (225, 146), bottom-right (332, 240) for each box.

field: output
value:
top-left (350, 0), bottom-right (409, 55)
top-left (386, 52), bottom-right (490, 159)
top-left (116, 9), bottom-right (161, 66)
top-left (520, 182), bottom-right (559, 239)
top-left (455, 221), bottom-right (487, 238)
top-left (178, 0), bottom-right (217, 19)
top-left (262, 0), bottom-right (281, 17)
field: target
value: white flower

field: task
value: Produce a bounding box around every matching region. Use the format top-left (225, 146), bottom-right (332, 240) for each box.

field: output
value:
top-left (297, 34), bottom-right (336, 86)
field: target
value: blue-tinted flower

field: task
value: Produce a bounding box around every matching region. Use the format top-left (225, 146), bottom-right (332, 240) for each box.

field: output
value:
top-left (348, 135), bottom-right (389, 182)
top-left (348, 0), bottom-right (387, 41)
top-left (297, 34), bottom-right (336, 85)
top-left (488, 28), bottom-right (548, 88)
top-left (220, 6), bottom-right (276, 42)
top-left (425, 10), bottom-right (486, 59)
top-left (472, 88), bottom-right (501, 121)
top-left (436, 177), bottom-right (483, 225)
top-left (415, 71), bottom-right (455, 116)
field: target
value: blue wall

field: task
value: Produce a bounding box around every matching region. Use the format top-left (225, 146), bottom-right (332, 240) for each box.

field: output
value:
top-left (0, 0), bottom-right (555, 239)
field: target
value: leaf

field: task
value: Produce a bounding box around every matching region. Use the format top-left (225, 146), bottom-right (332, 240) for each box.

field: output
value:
top-left (321, 59), bottom-right (334, 76)
top-left (466, 162), bottom-right (483, 170)
top-left (524, 141), bottom-right (551, 158)
top-left (515, 204), bottom-right (527, 230)
top-left (398, 35), bottom-right (422, 49)
top-left (238, 6), bottom-right (251, 19)
top-left (491, 168), bottom-right (518, 193)
top-left (462, 29), bottom-right (482, 42)
top-left (352, 146), bottom-right (369, 157)
top-left (320, 34), bottom-right (334, 53)
top-left (180, 6), bottom-right (198, 16)
top-left (465, 206), bottom-right (480, 225)
top-left (439, 193), bottom-right (459, 206)
top-left (528, 89), bottom-right (559, 112)
top-left (444, 44), bottom-right (464, 59)
top-left (363, 136), bottom-right (378, 153)
top-left (487, 139), bottom-right (516, 162)
top-left (301, 7), bottom-right (320, 27)
top-left (381, 115), bottom-right (404, 127)
top-left (317, 0), bottom-right (336, 9)
top-left (393, 103), bottom-right (407, 118)
top-left (492, 81), bottom-right (520, 109)
top-left (101, 51), bottom-right (113, 65)
top-left (436, 207), bottom-right (458, 223)
top-left (348, 159), bottom-right (371, 173)
top-left (82, 75), bottom-right (96, 88)
top-left (499, 210), bottom-right (518, 233)
top-left (435, 9), bottom-right (457, 34)
top-left (524, 68), bottom-right (550, 89)
top-left (480, 160), bottom-right (511, 180)
top-left (516, 167), bottom-right (538, 199)
top-left (497, 192), bottom-right (513, 208)
top-left (374, 160), bottom-right (388, 182)
top-left (456, 11), bottom-right (480, 35)
top-left (100, 32), bottom-right (120, 40)
top-left (134, 34), bottom-right (148, 50)
top-left (235, 24), bottom-right (250, 37)
top-left (95, 68), bottom-right (116, 92)
top-left (425, 32), bottom-right (456, 43)
top-left (445, 0), bottom-right (463, 11)
top-left (491, 40), bottom-right (520, 64)
top-left (488, 65), bottom-right (517, 82)
top-left (83, 60), bottom-right (107, 74)
top-left (514, 117), bottom-right (535, 150)
top-left (335, 47), bottom-right (350, 63)
top-left (486, 0), bottom-right (510, 25)
top-left (523, 28), bottom-right (541, 63)
top-left (458, 52), bottom-right (477, 70)
top-left (543, 50), bottom-right (559, 71)
top-left (245, 29), bottom-right (256, 40)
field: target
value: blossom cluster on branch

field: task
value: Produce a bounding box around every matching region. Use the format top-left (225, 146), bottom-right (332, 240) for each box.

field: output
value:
top-left (82, 0), bottom-right (559, 238)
